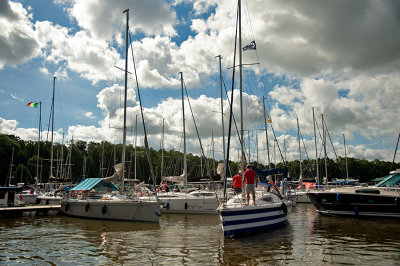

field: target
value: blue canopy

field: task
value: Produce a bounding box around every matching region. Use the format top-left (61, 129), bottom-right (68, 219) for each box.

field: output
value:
top-left (71, 178), bottom-right (118, 191)
top-left (253, 167), bottom-right (288, 180)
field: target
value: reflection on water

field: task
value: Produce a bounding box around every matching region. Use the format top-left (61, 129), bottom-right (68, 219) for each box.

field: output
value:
top-left (0, 204), bottom-right (399, 265)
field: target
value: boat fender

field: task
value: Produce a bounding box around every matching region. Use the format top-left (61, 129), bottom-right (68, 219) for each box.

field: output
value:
top-left (36, 198), bottom-right (41, 204)
top-left (281, 203), bottom-right (288, 214)
top-left (395, 197), bottom-right (399, 208)
top-left (46, 199), bottom-right (49, 205)
top-left (184, 202), bottom-right (188, 210)
top-left (85, 203), bottom-right (90, 212)
top-left (20, 195), bottom-right (23, 201)
top-left (354, 206), bottom-right (359, 216)
top-left (65, 203), bottom-right (70, 212)
top-left (155, 212), bottom-right (162, 217)
top-left (102, 205), bottom-right (107, 214)
top-left (166, 202), bottom-right (170, 210)
top-left (336, 193), bottom-right (341, 202)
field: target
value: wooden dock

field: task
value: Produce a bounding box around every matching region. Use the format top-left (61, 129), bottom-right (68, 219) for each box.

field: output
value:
top-left (0, 205), bottom-right (61, 218)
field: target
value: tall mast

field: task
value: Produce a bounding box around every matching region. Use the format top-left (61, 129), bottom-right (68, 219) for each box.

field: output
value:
top-left (36, 102), bottom-right (42, 183)
top-left (312, 107), bottom-right (319, 185)
top-left (256, 134), bottom-right (259, 163)
top-left (212, 131), bottom-right (215, 175)
top-left (262, 97), bottom-right (271, 168)
top-left (322, 114), bottom-right (328, 184)
top-left (121, 8), bottom-right (129, 191)
top-left (101, 141), bottom-right (104, 178)
top-left (297, 118), bottom-right (303, 180)
top-left (135, 114), bottom-right (138, 180)
top-left (180, 72), bottom-right (187, 192)
top-left (8, 147), bottom-right (15, 186)
top-left (161, 117), bottom-right (164, 181)
top-left (50, 76), bottom-right (56, 178)
top-left (239, 0), bottom-right (245, 177)
top-left (343, 134), bottom-right (349, 180)
top-left (216, 55), bottom-right (226, 163)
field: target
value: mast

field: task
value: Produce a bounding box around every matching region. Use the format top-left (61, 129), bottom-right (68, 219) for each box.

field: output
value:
top-left (322, 114), bottom-right (328, 184)
top-left (8, 147), bottom-right (15, 186)
top-left (390, 132), bottom-right (400, 173)
top-left (135, 114), bottom-right (138, 180)
top-left (212, 131), bottom-right (215, 175)
top-left (180, 72), bottom-right (187, 192)
top-left (101, 141), bottom-right (104, 178)
top-left (50, 76), bottom-right (56, 178)
top-left (239, 0), bottom-right (245, 178)
top-left (161, 117), bottom-right (164, 181)
top-left (256, 134), bottom-right (258, 163)
top-left (121, 8), bottom-right (129, 191)
top-left (36, 102), bottom-right (42, 183)
top-left (343, 134), bottom-right (348, 180)
top-left (262, 97), bottom-right (271, 168)
top-left (297, 118), bottom-right (303, 180)
top-left (216, 55), bottom-right (226, 163)
top-left (312, 107), bottom-right (319, 185)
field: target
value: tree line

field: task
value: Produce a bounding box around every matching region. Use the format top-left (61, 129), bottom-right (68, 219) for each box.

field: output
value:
top-left (0, 134), bottom-right (398, 186)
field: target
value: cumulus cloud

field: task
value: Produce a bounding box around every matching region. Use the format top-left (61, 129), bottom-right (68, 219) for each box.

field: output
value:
top-left (0, 0), bottom-right (40, 69)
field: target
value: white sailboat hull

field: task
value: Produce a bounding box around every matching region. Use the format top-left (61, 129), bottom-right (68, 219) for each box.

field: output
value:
top-left (141, 192), bottom-right (219, 214)
top-left (61, 199), bottom-right (161, 222)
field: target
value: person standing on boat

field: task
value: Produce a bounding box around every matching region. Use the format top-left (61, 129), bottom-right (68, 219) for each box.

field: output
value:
top-left (244, 164), bottom-right (257, 205)
top-left (232, 172), bottom-right (242, 195)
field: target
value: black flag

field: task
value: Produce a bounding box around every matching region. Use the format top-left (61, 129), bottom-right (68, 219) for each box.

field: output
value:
top-left (243, 40), bottom-right (256, 51)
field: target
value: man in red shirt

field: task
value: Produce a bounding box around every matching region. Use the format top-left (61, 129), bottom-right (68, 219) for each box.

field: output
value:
top-left (232, 172), bottom-right (242, 195)
top-left (244, 164), bottom-right (257, 205)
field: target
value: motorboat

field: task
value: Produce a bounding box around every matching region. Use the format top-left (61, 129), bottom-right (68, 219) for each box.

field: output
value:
top-left (307, 169), bottom-right (400, 218)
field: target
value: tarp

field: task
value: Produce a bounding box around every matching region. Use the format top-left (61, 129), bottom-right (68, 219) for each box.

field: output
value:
top-left (71, 178), bottom-right (103, 191)
top-left (253, 167), bottom-right (288, 179)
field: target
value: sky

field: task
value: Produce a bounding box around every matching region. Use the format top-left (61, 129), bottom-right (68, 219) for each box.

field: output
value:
top-left (0, 0), bottom-right (400, 166)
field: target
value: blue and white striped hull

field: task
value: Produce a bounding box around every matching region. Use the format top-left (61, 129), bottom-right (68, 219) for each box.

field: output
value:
top-left (218, 203), bottom-right (288, 237)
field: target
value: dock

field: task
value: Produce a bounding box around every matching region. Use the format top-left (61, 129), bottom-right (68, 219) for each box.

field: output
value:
top-left (0, 205), bottom-right (61, 218)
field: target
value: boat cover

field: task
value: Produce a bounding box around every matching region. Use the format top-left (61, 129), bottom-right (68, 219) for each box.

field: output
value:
top-left (253, 167), bottom-right (288, 179)
top-left (70, 178), bottom-right (118, 191)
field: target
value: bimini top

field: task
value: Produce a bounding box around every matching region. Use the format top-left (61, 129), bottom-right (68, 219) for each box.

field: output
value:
top-left (71, 178), bottom-right (118, 191)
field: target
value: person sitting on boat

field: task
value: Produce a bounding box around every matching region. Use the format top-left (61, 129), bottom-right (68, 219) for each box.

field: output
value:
top-left (244, 164), bottom-right (257, 206)
top-left (232, 172), bottom-right (243, 195)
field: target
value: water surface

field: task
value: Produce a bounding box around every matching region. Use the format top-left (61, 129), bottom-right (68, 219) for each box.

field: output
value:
top-left (0, 204), bottom-right (399, 265)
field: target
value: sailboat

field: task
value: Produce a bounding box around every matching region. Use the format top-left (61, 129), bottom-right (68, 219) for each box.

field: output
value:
top-left (217, 0), bottom-right (292, 237)
top-left (140, 72), bottom-right (220, 214)
top-left (61, 9), bottom-right (161, 222)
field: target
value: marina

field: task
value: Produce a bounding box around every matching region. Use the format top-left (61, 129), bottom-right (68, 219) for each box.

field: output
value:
top-left (0, 203), bottom-right (399, 265)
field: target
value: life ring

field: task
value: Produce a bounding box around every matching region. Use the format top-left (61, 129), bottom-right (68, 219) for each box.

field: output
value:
top-left (281, 202), bottom-right (288, 214)
top-left (65, 203), bottom-right (70, 212)
top-left (85, 203), bottom-right (90, 212)
top-left (102, 205), bottom-right (107, 214)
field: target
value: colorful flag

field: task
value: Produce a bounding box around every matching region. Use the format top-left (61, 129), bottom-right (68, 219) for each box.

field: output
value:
top-left (27, 102), bottom-right (38, 108)
top-left (243, 40), bottom-right (256, 51)
top-left (267, 117), bottom-right (272, 123)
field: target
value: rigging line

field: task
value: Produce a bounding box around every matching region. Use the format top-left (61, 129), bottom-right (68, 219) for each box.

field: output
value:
top-left (129, 32), bottom-right (158, 196)
top-left (323, 118), bottom-right (338, 160)
top-left (299, 129), bottom-right (311, 161)
top-left (183, 81), bottom-right (213, 179)
top-left (223, 3), bottom-right (239, 200)
top-left (221, 74), bottom-right (248, 163)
